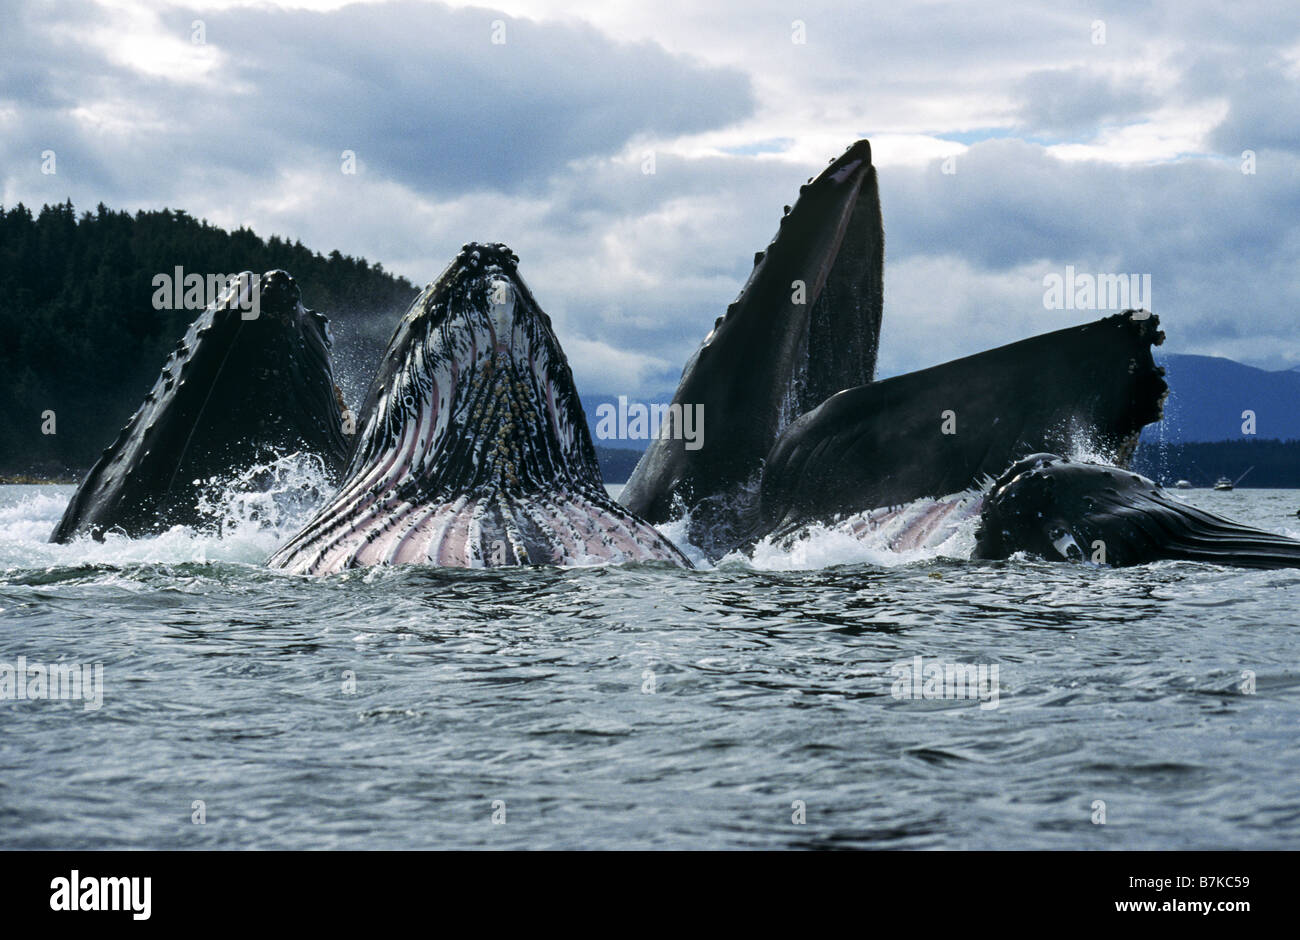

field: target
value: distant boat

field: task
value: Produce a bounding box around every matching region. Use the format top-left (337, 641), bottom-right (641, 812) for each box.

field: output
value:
top-left (1214, 467), bottom-right (1255, 491)
top-left (1174, 479), bottom-right (1192, 489)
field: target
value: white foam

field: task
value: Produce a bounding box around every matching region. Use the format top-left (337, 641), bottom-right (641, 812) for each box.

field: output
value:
top-left (738, 507), bottom-right (980, 572)
top-left (650, 493), bottom-right (983, 572)
top-left (0, 454), bottom-right (333, 570)
top-left (654, 509), bottom-right (713, 569)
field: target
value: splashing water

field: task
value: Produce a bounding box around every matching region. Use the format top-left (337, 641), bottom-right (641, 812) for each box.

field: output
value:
top-left (192, 451), bottom-right (337, 540)
top-left (1, 453), bottom-right (334, 570)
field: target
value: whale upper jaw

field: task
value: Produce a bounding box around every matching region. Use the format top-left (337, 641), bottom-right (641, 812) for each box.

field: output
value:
top-left (267, 243), bottom-right (692, 573)
top-left (619, 139), bottom-right (884, 556)
top-left (50, 269), bottom-right (350, 542)
top-left (755, 310), bottom-right (1168, 545)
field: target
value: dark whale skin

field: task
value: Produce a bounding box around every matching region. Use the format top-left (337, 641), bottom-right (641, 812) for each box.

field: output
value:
top-left (620, 140), bottom-right (884, 557)
top-left (50, 270), bottom-right (351, 542)
top-left (756, 310), bottom-right (1167, 544)
top-left (973, 453), bottom-right (1300, 569)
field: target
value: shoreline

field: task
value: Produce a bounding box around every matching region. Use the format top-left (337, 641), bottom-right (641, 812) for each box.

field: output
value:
top-left (0, 475), bottom-right (79, 485)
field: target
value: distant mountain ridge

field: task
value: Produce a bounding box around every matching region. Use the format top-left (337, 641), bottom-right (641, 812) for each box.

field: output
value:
top-left (1132, 439), bottom-right (1300, 488)
top-left (1143, 353), bottom-right (1300, 443)
top-left (584, 354), bottom-right (1300, 456)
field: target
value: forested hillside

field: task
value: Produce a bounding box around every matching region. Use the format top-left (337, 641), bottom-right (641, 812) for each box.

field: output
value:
top-left (1132, 438), bottom-right (1300, 488)
top-left (0, 201), bottom-right (418, 476)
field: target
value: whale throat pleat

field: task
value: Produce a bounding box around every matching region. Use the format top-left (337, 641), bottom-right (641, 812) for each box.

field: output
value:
top-left (267, 245), bottom-right (690, 573)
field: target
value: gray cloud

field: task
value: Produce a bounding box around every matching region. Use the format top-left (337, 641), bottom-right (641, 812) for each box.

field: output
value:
top-left (188, 2), bottom-right (754, 194)
top-left (1014, 68), bottom-right (1158, 137)
top-left (1207, 63), bottom-right (1300, 156)
top-left (4, 0), bottom-right (1300, 393)
top-left (872, 140), bottom-right (1300, 367)
top-left (882, 139), bottom-right (1300, 270)
top-left (1, 0), bottom-right (754, 204)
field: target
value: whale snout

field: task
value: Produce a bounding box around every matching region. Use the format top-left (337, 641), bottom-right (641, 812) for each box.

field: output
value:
top-left (257, 269), bottom-right (302, 319)
top-left (974, 453), bottom-right (1300, 569)
top-left (456, 241), bottom-right (518, 271)
top-left (422, 243), bottom-right (533, 353)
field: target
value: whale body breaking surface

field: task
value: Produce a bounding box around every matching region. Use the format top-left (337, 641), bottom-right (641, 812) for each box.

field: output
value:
top-left (267, 244), bottom-right (691, 573)
top-left (40, 140), bottom-right (1300, 573)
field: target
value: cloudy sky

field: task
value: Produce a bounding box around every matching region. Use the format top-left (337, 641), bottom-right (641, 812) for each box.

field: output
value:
top-left (4, 0), bottom-right (1299, 397)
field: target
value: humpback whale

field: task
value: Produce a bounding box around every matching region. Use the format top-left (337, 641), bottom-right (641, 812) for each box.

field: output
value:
top-left (266, 243), bottom-right (691, 574)
top-left (620, 140), bottom-right (884, 557)
top-left (51, 270), bottom-right (352, 542)
top-left (973, 453), bottom-right (1300, 568)
top-left (49, 140), bottom-right (1278, 575)
top-left (621, 138), bottom-right (1171, 560)
top-left (757, 310), bottom-right (1167, 543)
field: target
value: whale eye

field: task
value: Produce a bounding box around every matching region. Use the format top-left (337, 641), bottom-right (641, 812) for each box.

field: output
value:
top-left (1049, 526), bottom-right (1083, 561)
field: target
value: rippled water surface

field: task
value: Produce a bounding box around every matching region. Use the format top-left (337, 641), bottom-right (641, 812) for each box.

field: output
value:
top-left (2, 482), bottom-right (1298, 849)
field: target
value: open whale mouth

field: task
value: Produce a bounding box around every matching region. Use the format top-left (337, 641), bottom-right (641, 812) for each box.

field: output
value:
top-left (50, 269), bottom-right (351, 542)
top-left (620, 139), bottom-right (884, 556)
top-left (267, 243), bottom-right (690, 573)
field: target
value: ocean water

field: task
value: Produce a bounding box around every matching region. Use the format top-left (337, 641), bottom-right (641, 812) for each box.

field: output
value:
top-left (1, 477), bottom-right (1298, 850)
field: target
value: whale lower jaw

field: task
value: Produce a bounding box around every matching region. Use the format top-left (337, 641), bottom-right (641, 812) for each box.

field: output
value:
top-left (267, 482), bottom-right (687, 574)
top-left (758, 491), bottom-right (985, 558)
